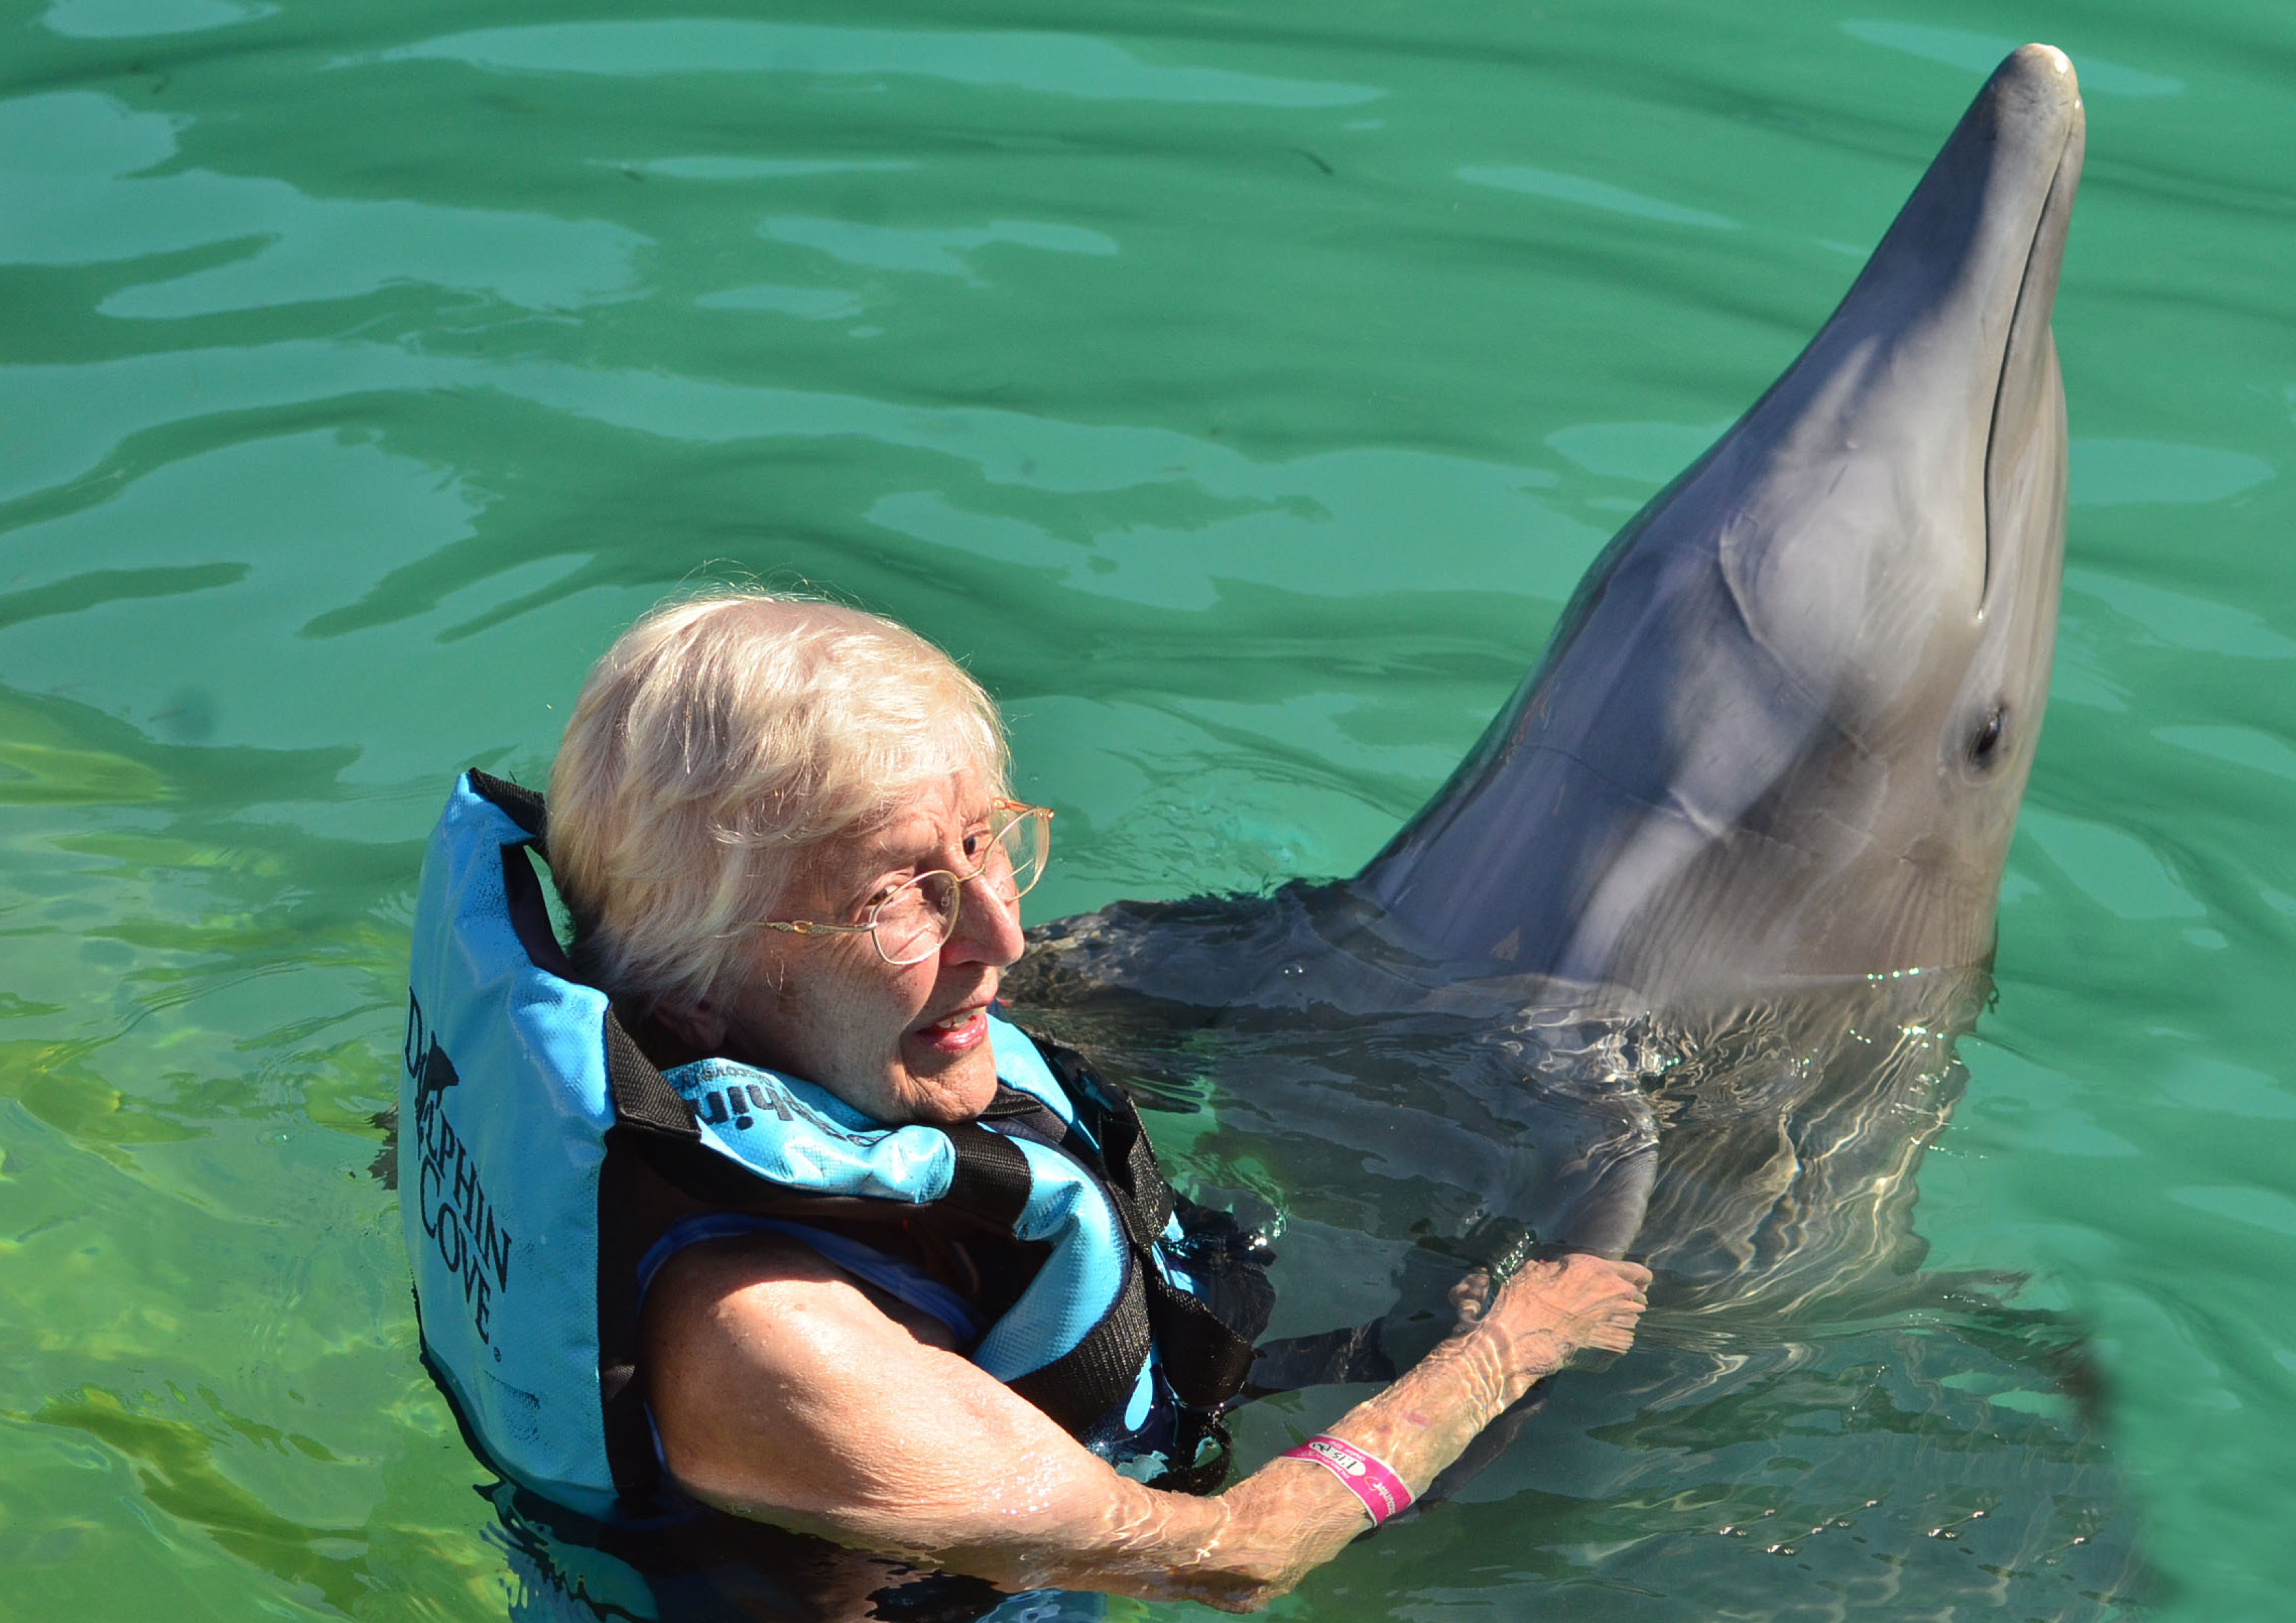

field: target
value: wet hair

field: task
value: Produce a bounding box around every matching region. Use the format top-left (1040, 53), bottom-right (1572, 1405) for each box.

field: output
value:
top-left (547, 592), bottom-right (1008, 1014)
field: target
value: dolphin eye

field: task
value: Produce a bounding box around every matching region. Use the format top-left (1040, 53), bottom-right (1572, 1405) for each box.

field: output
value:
top-left (1969, 705), bottom-right (2008, 768)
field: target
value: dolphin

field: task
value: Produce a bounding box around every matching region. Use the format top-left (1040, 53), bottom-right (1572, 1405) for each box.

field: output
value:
top-left (1007, 47), bottom-right (2136, 1611)
top-left (1015, 40), bottom-right (2084, 1260)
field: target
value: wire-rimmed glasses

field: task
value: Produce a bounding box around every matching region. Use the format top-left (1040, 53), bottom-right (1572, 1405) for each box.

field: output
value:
top-left (755, 798), bottom-right (1052, 965)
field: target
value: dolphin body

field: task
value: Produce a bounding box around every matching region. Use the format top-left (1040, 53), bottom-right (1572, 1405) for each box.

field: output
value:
top-left (1010, 46), bottom-right (2138, 1611)
top-left (1017, 41), bottom-right (2083, 1266)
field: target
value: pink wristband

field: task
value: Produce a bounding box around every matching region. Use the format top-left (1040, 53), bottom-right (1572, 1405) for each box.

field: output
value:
top-left (1280, 1434), bottom-right (1414, 1524)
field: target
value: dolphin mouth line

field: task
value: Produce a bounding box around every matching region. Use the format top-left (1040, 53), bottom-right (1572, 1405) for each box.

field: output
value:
top-left (1980, 117), bottom-right (2078, 605)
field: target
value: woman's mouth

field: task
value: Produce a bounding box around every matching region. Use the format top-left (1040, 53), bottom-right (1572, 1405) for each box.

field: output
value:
top-left (912, 1005), bottom-right (990, 1054)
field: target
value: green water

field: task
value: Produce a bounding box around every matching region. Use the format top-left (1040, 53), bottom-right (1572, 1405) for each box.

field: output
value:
top-left (3, 0), bottom-right (2291, 1616)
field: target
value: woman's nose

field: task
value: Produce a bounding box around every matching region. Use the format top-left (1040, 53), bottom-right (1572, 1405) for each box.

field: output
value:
top-left (945, 872), bottom-right (1026, 968)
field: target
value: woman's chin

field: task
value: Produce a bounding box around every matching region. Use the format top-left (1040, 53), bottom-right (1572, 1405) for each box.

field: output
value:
top-left (895, 1034), bottom-right (1003, 1124)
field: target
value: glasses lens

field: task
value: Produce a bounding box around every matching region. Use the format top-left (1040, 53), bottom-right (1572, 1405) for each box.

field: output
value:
top-left (873, 870), bottom-right (960, 965)
top-left (985, 806), bottom-right (1048, 901)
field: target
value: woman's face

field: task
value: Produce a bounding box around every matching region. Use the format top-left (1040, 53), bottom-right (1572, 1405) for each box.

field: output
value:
top-left (703, 767), bottom-right (1028, 1126)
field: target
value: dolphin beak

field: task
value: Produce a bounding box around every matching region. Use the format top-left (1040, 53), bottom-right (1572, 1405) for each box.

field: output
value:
top-left (1824, 43), bottom-right (2085, 605)
top-left (1695, 45), bottom-right (2083, 700)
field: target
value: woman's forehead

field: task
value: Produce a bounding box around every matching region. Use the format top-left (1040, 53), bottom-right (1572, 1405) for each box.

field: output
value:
top-left (857, 771), bottom-right (992, 859)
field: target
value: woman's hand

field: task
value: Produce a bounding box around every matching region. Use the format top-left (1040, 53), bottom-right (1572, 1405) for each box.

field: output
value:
top-left (1196, 1252), bottom-right (1653, 1606)
top-left (1450, 1253), bottom-right (1652, 1385)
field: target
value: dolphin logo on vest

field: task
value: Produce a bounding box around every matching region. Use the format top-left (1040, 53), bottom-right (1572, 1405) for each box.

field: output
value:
top-left (405, 990), bottom-right (514, 1347)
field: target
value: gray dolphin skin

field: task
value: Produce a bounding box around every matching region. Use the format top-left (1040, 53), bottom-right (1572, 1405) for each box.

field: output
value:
top-left (1010, 47), bottom-right (2139, 1612)
top-left (1020, 43), bottom-right (2086, 1253)
top-left (1359, 43), bottom-right (2084, 1001)
top-left (1017, 40), bottom-right (2087, 1286)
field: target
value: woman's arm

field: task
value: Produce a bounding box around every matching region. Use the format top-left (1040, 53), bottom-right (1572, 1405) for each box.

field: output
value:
top-left (645, 1234), bottom-right (1649, 1613)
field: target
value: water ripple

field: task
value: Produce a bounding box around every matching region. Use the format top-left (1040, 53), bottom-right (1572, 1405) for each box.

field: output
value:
top-left (0, 93), bottom-right (644, 315)
top-left (1458, 166), bottom-right (1740, 232)
top-left (369, 21), bottom-right (1387, 107)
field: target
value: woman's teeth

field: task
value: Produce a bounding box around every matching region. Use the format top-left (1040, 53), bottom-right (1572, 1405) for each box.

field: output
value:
top-left (925, 1009), bottom-right (978, 1033)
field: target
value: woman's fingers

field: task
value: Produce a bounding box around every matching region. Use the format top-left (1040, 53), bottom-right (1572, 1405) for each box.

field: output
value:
top-left (1480, 1252), bottom-right (1654, 1370)
top-left (1450, 1269), bottom-right (1494, 1328)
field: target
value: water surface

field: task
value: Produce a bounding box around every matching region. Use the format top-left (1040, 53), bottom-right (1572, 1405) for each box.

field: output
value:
top-left (3, 0), bottom-right (2293, 1617)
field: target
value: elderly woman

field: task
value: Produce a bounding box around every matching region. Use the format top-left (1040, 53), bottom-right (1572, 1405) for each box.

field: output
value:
top-left (403, 593), bottom-right (1648, 1614)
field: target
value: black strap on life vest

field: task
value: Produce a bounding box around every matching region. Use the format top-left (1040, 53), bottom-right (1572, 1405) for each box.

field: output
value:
top-left (465, 772), bottom-right (693, 1504)
top-left (1028, 1039), bottom-right (1274, 1491)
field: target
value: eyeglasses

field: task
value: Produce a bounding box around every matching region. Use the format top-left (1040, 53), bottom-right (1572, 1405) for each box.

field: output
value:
top-left (755, 798), bottom-right (1053, 966)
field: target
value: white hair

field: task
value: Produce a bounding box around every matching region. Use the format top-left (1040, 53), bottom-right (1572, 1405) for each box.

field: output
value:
top-left (547, 592), bottom-right (1008, 1013)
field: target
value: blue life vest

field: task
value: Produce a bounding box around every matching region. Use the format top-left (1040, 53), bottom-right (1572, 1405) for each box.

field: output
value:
top-left (402, 772), bottom-right (1263, 1524)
